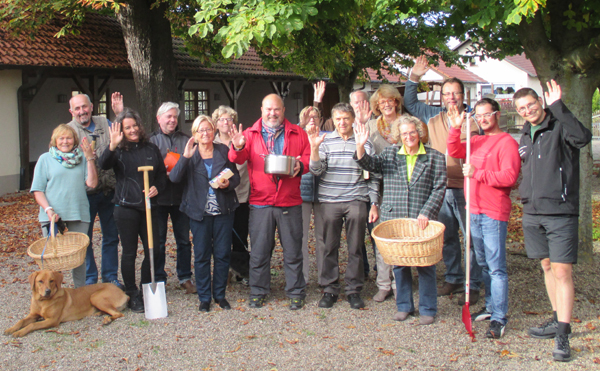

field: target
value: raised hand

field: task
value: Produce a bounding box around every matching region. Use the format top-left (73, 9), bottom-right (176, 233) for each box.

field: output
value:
top-left (300, 106), bottom-right (314, 129)
top-left (313, 81), bottom-right (326, 103)
top-left (111, 92), bottom-right (124, 115)
top-left (447, 105), bottom-right (466, 130)
top-left (355, 100), bottom-right (372, 125)
top-left (108, 121), bottom-right (123, 151)
top-left (183, 137), bottom-right (197, 158)
top-left (410, 55), bottom-right (430, 81)
top-left (80, 137), bottom-right (95, 159)
top-left (544, 79), bottom-right (562, 106)
top-left (306, 123), bottom-right (325, 149)
top-left (354, 122), bottom-right (369, 159)
top-left (229, 124), bottom-right (246, 149)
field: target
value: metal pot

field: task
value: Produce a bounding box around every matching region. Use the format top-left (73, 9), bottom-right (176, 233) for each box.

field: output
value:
top-left (263, 154), bottom-right (295, 177)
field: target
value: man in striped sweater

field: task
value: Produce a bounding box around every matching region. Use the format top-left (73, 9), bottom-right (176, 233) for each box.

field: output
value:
top-left (308, 103), bottom-right (380, 310)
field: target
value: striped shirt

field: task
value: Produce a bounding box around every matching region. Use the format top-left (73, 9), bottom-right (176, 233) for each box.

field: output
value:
top-left (310, 130), bottom-right (380, 203)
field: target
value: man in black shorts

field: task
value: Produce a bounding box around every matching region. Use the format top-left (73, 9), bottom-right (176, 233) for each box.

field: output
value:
top-left (513, 80), bottom-right (592, 362)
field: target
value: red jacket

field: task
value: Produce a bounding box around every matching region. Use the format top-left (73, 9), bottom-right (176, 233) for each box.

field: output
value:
top-left (228, 118), bottom-right (310, 207)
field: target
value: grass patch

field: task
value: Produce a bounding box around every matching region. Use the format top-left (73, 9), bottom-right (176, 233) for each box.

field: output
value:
top-left (129, 319), bottom-right (150, 328)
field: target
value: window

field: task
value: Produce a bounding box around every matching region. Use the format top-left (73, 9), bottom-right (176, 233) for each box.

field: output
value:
top-left (71, 90), bottom-right (108, 117)
top-left (184, 90), bottom-right (209, 122)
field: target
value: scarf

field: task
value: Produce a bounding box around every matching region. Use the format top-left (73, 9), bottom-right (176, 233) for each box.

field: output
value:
top-left (49, 146), bottom-right (83, 168)
top-left (263, 122), bottom-right (285, 154)
top-left (376, 116), bottom-right (399, 145)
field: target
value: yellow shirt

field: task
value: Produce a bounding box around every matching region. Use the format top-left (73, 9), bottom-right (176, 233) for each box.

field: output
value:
top-left (398, 142), bottom-right (426, 183)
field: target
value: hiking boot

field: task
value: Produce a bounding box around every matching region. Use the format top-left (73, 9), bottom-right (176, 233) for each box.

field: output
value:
top-left (318, 293), bottom-right (338, 308)
top-left (437, 282), bottom-right (464, 296)
top-left (180, 280), bottom-right (197, 294)
top-left (347, 293), bottom-right (365, 309)
top-left (372, 289), bottom-right (392, 302)
top-left (553, 334), bottom-right (572, 362)
top-left (128, 291), bottom-right (144, 313)
top-left (529, 318), bottom-right (559, 339)
top-left (248, 296), bottom-right (266, 308)
top-left (289, 298), bottom-right (305, 310)
top-left (457, 290), bottom-right (480, 306)
top-left (471, 308), bottom-right (492, 322)
top-left (486, 320), bottom-right (506, 339)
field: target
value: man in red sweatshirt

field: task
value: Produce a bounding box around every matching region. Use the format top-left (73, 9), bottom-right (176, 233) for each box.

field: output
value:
top-left (446, 98), bottom-right (521, 339)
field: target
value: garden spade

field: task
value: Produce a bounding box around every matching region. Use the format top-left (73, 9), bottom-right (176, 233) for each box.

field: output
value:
top-left (138, 166), bottom-right (168, 319)
top-left (461, 112), bottom-right (475, 341)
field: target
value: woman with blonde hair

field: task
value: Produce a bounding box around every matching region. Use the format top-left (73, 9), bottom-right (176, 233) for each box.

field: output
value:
top-left (212, 106), bottom-right (251, 282)
top-left (170, 115), bottom-right (240, 312)
top-left (31, 124), bottom-right (98, 288)
top-left (365, 84), bottom-right (405, 302)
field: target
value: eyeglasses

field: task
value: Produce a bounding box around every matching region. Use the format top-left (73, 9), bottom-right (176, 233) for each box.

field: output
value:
top-left (218, 118), bottom-right (234, 123)
top-left (516, 102), bottom-right (539, 114)
top-left (378, 99), bottom-right (396, 106)
top-left (197, 128), bottom-right (214, 134)
top-left (401, 131), bottom-right (418, 138)
top-left (441, 92), bottom-right (463, 97)
top-left (473, 111), bottom-right (498, 121)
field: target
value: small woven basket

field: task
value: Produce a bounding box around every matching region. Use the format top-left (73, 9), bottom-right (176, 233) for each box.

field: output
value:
top-left (371, 218), bottom-right (445, 267)
top-left (27, 221), bottom-right (89, 271)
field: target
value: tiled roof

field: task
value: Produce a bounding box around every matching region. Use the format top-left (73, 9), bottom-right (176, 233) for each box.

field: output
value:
top-left (0, 14), bottom-right (129, 69)
top-left (430, 59), bottom-right (488, 84)
top-left (364, 68), bottom-right (407, 83)
top-left (505, 53), bottom-right (537, 77)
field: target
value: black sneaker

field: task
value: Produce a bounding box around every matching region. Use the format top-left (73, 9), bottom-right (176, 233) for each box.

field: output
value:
top-left (529, 318), bottom-right (558, 339)
top-left (553, 333), bottom-right (572, 362)
top-left (129, 291), bottom-right (144, 313)
top-left (347, 293), bottom-right (365, 309)
top-left (248, 296), bottom-right (266, 308)
top-left (486, 320), bottom-right (506, 339)
top-left (289, 298), bottom-right (304, 310)
top-left (471, 308), bottom-right (492, 322)
top-left (318, 293), bottom-right (338, 308)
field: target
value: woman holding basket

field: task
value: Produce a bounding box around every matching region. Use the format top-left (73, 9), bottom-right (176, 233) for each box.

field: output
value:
top-left (31, 124), bottom-right (98, 288)
top-left (354, 115), bottom-right (446, 325)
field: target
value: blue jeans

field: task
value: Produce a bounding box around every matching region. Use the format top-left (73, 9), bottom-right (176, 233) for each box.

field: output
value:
top-left (85, 191), bottom-right (120, 284)
top-left (471, 213), bottom-right (508, 325)
top-left (190, 214), bottom-right (234, 302)
top-left (155, 205), bottom-right (192, 283)
top-left (438, 188), bottom-right (482, 289)
top-left (393, 265), bottom-right (437, 317)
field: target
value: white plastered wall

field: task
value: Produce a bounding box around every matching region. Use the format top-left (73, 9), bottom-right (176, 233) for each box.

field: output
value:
top-left (0, 69), bottom-right (22, 195)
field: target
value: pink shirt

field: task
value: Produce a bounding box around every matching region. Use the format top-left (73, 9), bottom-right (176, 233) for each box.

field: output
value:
top-left (447, 127), bottom-right (521, 222)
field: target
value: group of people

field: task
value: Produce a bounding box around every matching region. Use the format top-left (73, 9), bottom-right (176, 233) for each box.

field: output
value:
top-left (31, 56), bottom-right (591, 363)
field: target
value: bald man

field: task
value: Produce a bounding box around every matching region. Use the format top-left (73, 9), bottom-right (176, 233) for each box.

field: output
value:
top-left (229, 94), bottom-right (310, 310)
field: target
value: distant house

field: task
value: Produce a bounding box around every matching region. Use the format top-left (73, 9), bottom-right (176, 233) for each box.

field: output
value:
top-left (0, 13), bottom-right (389, 196)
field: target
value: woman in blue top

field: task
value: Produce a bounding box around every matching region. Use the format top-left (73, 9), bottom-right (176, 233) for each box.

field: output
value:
top-left (170, 115), bottom-right (240, 313)
top-left (30, 124), bottom-right (98, 288)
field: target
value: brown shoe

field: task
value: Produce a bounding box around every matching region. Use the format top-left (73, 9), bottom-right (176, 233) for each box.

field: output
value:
top-left (457, 290), bottom-right (480, 306)
top-left (419, 315), bottom-right (435, 325)
top-left (437, 282), bottom-right (464, 296)
top-left (373, 289), bottom-right (392, 302)
top-left (180, 280), bottom-right (197, 294)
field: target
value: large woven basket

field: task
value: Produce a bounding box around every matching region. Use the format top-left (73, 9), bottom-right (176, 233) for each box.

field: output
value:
top-left (27, 222), bottom-right (89, 271)
top-left (371, 218), bottom-right (445, 267)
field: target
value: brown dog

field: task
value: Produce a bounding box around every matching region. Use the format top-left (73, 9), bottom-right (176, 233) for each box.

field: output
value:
top-left (4, 270), bottom-right (129, 337)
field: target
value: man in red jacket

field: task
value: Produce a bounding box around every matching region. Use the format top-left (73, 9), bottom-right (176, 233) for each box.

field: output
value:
top-left (229, 94), bottom-right (310, 310)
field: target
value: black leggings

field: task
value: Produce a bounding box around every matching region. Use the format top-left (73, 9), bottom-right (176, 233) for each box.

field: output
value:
top-left (114, 205), bottom-right (159, 293)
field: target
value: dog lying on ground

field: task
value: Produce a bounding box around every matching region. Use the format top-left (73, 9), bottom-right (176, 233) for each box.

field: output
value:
top-left (4, 270), bottom-right (129, 337)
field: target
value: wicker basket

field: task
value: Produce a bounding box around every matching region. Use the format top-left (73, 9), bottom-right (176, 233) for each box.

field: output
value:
top-left (27, 222), bottom-right (89, 271)
top-left (371, 218), bottom-right (445, 267)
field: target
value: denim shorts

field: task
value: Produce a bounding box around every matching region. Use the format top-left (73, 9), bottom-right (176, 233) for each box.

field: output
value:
top-left (522, 214), bottom-right (578, 264)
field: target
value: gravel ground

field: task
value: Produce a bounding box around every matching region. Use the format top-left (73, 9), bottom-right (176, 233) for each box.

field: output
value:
top-left (1, 186), bottom-right (600, 370)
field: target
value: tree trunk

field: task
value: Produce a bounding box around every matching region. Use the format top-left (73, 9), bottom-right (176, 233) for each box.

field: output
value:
top-left (517, 17), bottom-right (597, 262)
top-left (117, 0), bottom-right (178, 132)
top-left (333, 67), bottom-right (360, 103)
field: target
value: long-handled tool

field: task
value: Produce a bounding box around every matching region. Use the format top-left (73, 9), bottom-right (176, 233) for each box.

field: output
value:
top-left (461, 112), bottom-right (476, 341)
top-left (138, 166), bottom-right (168, 319)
